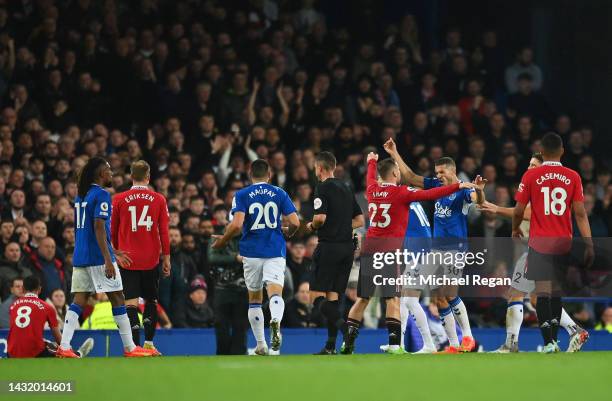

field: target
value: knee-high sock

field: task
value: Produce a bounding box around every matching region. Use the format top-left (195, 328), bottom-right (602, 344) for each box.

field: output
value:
top-left (535, 296), bottom-right (553, 344)
top-left (550, 297), bottom-right (562, 341)
top-left (248, 303), bottom-right (266, 346)
top-left (439, 306), bottom-right (460, 347)
top-left (269, 294), bottom-right (285, 323)
top-left (386, 318), bottom-right (401, 348)
top-left (60, 303), bottom-right (82, 349)
top-left (560, 308), bottom-right (578, 335)
top-left (449, 297), bottom-right (472, 338)
top-left (126, 305), bottom-right (140, 346)
top-left (399, 297), bottom-right (409, 348)
top-left (505, 301), bottom-right (523, 347)
top-left (113, 306), bottom-right (136, 352)
top-left (405, 297), bottom-right (435, 350)
top-left (320, 300), bottom-right (342, 347)
top-left (143, 300), bottom-right (158, 342)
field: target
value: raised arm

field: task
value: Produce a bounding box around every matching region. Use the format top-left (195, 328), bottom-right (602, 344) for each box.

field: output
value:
top-left (366, 152), bottom-right (378, 188)
top-left (469, 175), bottom-right (487, 205)
top-left (383, 138), bottom-right (424, 188)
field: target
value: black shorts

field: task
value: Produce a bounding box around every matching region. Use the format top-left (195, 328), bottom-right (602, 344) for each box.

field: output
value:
top-left (356, 259), bottom-right (400, 299)
top-left (310, 241), bottom-right (354, 294)
top-left (120, 266), bottom-right (160, 300)
top-left (526, 248), bottom-right (569, 282)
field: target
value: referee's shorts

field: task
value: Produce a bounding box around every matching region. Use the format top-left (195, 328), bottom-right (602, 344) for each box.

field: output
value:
top-left (525, 247), bottom-right (569, 282)
top-left (310, 241), bottom-right (354, 294)
top-left (119, 265), bottom-right (160, 300)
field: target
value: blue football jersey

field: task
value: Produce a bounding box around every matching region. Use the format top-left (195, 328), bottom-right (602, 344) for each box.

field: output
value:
top-left (424, 177), bottom-right (474, 244)
top-left (73, 185), bottom-right (116, 267)
top-left (231, 182), bottom-right (297, 258)
top-left (404, 202), bottom-right (432, 253)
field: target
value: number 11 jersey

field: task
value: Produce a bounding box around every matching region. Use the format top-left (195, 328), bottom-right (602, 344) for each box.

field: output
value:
top-left (231, 182), bottom-right (297, 258)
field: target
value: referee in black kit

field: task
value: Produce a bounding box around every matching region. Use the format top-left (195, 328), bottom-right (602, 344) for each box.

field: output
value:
top-left (306, 151), bottom-right (364, 354)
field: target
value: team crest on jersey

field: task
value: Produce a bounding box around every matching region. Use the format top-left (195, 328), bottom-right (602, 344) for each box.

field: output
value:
top-left (448, 193), bottom-right (456, 201)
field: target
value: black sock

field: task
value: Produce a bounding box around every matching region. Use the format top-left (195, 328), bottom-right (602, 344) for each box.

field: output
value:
top-left (550, 296), bottom-right (562, 341)
top-left (320, 300), bottom-right (341, 348)
top-left (126, 305), bottom-right (140, 346)
top-left (536, 296), bottom-right (553, 344)
top-left (386, 317), bottom-right (401, 346)
top-left (143, 300), bottom-right (158, 342)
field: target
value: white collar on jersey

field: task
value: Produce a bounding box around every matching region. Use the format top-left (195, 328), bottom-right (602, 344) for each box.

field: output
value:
top-left (380, 182), bottom-right (397, 187)
top-left (252, 182), bottom-right (268, 185)
top-left (542, 161), bottom-right (563, 166)
top-left (23, 292), bottom-right (38, 298)
top-left (131, 185), bottom-right (149, 190)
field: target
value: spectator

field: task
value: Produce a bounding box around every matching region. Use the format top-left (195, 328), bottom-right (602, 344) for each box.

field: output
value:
top-left (46, 288), bottom-right (67, 330)
top-left (0, 277), bottom-right (23, 328)
top-left (27, 237), bottom-right (66, 299)
top-left (505, 47), bottom-right (543, 93)
top-left (595, 307), bottom-right (612, 333)
top-left (184, 275), bottom-right (214, 328)
top-left (0, 242), bottom-right (32, 299)
top-left (286, 240), bottom-right (311, 285)
top-left (283, 281), bottom-right (323, 328)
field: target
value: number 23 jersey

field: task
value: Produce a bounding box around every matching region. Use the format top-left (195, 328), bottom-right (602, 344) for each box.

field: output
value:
top-left (231, 182), bottom-right (297, 258)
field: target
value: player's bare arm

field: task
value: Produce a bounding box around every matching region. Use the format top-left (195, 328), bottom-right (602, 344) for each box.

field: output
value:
top-left (572, 200), bottom-right (594, 267)
top-left (94, 218), bottom-right (117, 279)
top-left (383, 138), bottom-right (424, 188)
top-left (352, 214), bottom-right (365, 229)
top-left (480, 201), bottom-right (532, 220)
top-left (511, 201), bottom-right (527, 238)
top-left (470, 175), bottom-right (487, 205)
top-left (306, 213), bottom-right (326, 232)
top-left (282, 212), bottom-right (301, 237)
top-left (212, 211), bottom-right (244, 249)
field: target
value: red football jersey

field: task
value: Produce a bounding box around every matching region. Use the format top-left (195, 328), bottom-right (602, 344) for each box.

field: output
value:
top-left (365, 159), bottom-right (461, 239)
top-left (515, 161), bottom-right (584, 253)
top-left (8, 294), bottom-right (58, 358)
top-left (111, 186), bottom-right (170, 270)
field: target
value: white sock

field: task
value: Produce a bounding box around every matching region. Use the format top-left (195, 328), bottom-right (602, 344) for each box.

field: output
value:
top-left (560, 308), bottom-right (578, 335)
top-left (449, 297), bottom-right (472, 338)
top-left (506, 301), bottom-right (523, 347)
top-left (248, 304), bottom-right (266, 346)
top-left (269, 294), bottom-right (285, 323)
top-left (113, 306), bottom-right (136, 352)
top-left (399, 297), bottom-right (409, 348)
top-left (405, 297), bottom-right (436, 350)
top-left (60, 304), bottom-right (82, 349)
top-left (440, 307), bottom-right (460, 347)
top-left (144, 340), bottom-right (154, 347)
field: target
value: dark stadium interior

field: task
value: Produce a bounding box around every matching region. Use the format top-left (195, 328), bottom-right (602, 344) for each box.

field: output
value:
top-left (0, 0), bottom-right (611, 339)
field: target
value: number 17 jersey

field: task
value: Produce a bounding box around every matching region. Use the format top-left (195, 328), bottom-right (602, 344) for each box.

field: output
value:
top-left (232, 182), bottom-right (297, 258)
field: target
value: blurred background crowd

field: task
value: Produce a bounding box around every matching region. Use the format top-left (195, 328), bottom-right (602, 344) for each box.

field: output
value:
top-left (0, 0), bottom-right (610, 338)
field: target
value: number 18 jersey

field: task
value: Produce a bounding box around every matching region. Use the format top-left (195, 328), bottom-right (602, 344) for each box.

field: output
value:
top-left (515, 161), bottom-right (584, 253)
top-left (232, 182), bottom-right (297, 258)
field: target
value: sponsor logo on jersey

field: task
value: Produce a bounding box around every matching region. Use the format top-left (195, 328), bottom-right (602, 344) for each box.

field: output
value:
top-left (434, 202), bottom-right (452, 218)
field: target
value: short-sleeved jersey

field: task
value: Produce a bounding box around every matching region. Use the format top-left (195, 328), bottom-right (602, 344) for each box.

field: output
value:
top-left (232, 182), bottom-right (297, 258)
top-left (8, 294), bottom-right (58, 358)
top-left (424, 177), bottom-right (474, 240)
top-left (313, 178), bottom-right (363, 243)
top-left (73, 185), bottom-right (115, 267)
top-left (366, 160), bottom-right (461, 239)
top-left (111, 186), bottom-right (170, 270)
top-left (404, 202), bottom-right (433, 253)
top-left (515, 162), bottom-right (584, 253)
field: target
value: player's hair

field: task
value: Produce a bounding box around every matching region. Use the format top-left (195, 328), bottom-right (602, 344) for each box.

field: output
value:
top-left (315, 151), bottom-right (336, 171)
top-left (77, 157), bottom-right (108, 198)
top-left (377, 158), bottom-right (398, 180)
top-left (250, 159), bottom-right (270, 179)
top-left (541, 132), bottom-right (563, 155)
top-left (434, 157), bottom-right (456, 168)
top-left (23, 275), bottom-right (40, 292)
top-left (130, 160), bottom-right (151, 182)
top-left (532, 152), bottom-right (544, 163)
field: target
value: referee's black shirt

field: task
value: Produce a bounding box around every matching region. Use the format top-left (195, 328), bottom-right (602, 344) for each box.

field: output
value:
top-left (313, 178), bottom-right (362, 242)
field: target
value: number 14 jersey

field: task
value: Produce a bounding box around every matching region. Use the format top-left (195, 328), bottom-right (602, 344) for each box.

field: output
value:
top-left (231, 182), bottom-right (297, 258)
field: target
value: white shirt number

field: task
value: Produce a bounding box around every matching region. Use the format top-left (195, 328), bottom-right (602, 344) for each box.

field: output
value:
top-left (368, 203), bottom-right (391, 228)
top-left (249, 202), bottom-right (279, 230)
top-left (128, 205), bottom-right (154, 232)
top-left (541, 187), bottom-right (567, 216)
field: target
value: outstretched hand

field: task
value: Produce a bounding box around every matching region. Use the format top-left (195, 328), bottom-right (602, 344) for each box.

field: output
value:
top-left (383, 138), bottom-right (397, 155)
top-left (473, 175), bottom-right (487, 191)
top-left (367, 152), bottom-right (378, 162)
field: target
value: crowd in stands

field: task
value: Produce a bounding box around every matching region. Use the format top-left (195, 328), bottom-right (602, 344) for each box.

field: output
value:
top-left (0, 0), bottom-right (610, 332)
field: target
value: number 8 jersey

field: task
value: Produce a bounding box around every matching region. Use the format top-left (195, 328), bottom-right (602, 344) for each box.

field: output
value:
top-left (231, 182), bottom-right (297, 258)
top-left (515, 161), bottom-right (584, 253)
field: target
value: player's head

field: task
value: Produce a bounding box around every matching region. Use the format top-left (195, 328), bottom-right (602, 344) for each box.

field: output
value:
top-left (23, 275), bottom-right (41, 295)
top-left (249, 159), bottom-right (271, 183)
top-left (130, 160), bottom-right (151, 185)
top-left (528, 152), bottom-right (543, 169)
top-left (434, 157), bottom-right (457, 185)
top-left (540, 132), bottom-right (564, 160)
top-left (377, 158), bottom-right (400, 184)
top-left (77, 156), bottom-right (112, 197)
top-left (314, 151), bottom-right (336, 180)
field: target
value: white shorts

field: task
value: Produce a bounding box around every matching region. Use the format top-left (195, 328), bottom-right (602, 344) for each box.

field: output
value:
top-left (402, 261), bottom-right (438, 291)
top-left (510, 252), bottom-right (535, 294)
top-left (71, 262), bottom-right (123, 293)
top-left (243, 257), bottom-right (285, 291)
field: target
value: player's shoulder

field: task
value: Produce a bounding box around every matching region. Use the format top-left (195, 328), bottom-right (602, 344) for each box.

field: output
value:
top-left (90, 185), bottom-right (110, 200)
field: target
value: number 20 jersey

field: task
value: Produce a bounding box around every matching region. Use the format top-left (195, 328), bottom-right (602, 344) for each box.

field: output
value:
top-left (515, 161), bottom-right (583, 253)
top-left (232, 182), bottom-right (297, 258)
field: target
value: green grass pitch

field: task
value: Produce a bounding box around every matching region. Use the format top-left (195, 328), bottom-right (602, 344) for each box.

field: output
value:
top-left (2, 352), bottom-right (610, 401)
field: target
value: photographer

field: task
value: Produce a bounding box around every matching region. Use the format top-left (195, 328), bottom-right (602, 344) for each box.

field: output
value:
top-left (208, 219), bottom-right (248, 355)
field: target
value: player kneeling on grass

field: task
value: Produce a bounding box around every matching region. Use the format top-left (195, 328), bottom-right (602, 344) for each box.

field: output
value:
top-left (8, 276), bottom-right (94, 358)
top-left (213, 159), bottom-right (300, 355)
top-left (341, 152), bottom-right (479, 355)
top-left (57, 157), bottom-right (155, 358)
